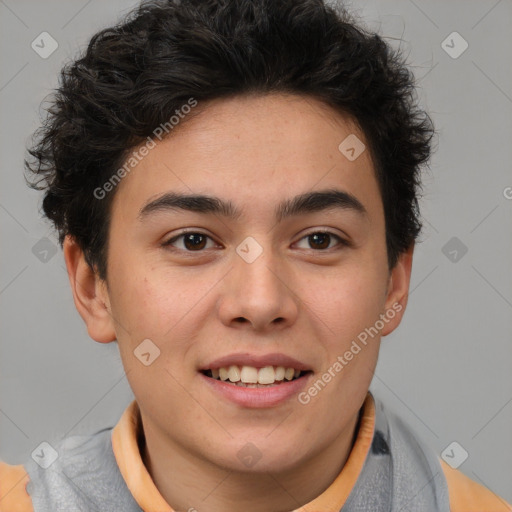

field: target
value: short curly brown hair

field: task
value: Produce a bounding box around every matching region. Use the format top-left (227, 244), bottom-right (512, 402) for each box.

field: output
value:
top-left (25, 0), bottom-right (435, 280)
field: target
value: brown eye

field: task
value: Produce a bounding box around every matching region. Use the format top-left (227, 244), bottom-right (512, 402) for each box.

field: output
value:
top-left (295, 231), bottom-right (347, 251)
top-left (308, 232), bottom-right (331, 250)
top-left (162, 232), bottom-right (214, 252)
top-left (182, 233), bottom-right (207, 250)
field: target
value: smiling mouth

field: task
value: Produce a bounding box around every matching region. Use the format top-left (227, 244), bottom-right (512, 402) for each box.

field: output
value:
top-left (200, 365), bottom-right (312, 388)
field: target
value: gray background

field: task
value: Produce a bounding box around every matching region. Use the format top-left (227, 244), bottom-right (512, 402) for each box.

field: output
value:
top-left (1, 0), bottom-right (511, 505)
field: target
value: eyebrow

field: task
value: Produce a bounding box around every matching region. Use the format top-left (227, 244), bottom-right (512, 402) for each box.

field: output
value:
top-left (138, 188), bottom-right (367, 223)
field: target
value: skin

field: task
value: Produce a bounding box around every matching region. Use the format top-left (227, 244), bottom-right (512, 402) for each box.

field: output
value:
top-left (64, 93), bottom-right (413, 512)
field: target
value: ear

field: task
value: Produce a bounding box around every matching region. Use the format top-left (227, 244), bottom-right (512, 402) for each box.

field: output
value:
top-left (63, 235), bottom-right (116, 343)
top-left (380, 244), bottom-right (414, 337)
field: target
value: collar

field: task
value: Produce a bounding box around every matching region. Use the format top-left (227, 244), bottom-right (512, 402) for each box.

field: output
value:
top-left (111, 393), bottom-right (375, 512)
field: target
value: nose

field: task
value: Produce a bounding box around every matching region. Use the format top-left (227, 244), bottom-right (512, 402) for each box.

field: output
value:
top-left (216, 242), bottom-right (299, 332)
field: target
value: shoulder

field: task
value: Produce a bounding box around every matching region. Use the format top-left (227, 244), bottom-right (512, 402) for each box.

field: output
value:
top-left (1, 428), bottom-right (114, 512)
top-left (372, 395), bottom-right (511, 511)
top-left (440, 459), bottom-right (512, 512)
top-left (0, 460), bottom-right (33, 512)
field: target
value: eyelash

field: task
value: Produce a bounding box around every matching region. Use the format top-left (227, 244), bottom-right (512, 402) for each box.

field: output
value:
top-left (161, 230), bottom-right (349, 253)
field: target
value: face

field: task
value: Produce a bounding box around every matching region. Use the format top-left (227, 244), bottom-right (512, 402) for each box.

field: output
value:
top-left (67, 93), bottom-right (411, 474)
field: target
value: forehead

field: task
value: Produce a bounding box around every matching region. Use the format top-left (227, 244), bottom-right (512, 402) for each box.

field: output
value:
top-left (110, 93), bottom-right (381, 223)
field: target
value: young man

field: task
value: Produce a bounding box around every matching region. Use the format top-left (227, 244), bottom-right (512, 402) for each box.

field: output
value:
top-left (1, 0), bottom-right (510, 510)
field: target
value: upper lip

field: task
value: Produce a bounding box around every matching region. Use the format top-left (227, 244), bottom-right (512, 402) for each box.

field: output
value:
top-left (199, 352), bottom-right (311, 371)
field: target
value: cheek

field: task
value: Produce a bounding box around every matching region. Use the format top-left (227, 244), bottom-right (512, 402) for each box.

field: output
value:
top-left (307, 264), bottom-right (388, 338)
top-left (107, 258), bottom-right (189, 336)
top-left (107, 261), bottom-right (216, 377)
top-left (299, 271), bottom-right (384, 416)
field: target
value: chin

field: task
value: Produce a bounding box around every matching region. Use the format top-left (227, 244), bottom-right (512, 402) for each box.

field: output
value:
top-left (205, 437), bottom-right (308, 474)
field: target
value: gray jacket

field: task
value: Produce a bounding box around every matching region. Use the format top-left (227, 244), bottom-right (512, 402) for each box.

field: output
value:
top-left (23, 396), bottom-right (450, 511)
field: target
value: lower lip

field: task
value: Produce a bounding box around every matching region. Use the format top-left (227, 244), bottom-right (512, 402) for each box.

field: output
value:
top-left (200, 372), bottom-right (312, 408)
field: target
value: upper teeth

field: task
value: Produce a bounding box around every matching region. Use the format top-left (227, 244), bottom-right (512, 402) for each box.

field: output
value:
top-left (211, 365), bottom-right (301, 384)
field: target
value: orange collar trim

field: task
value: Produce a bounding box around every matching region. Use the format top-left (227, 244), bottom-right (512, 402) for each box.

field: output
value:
top-left (112, 393), bottom-right (375, 512)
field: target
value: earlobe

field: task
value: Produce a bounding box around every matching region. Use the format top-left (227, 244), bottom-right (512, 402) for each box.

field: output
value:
top-left (63, 235), bottom-right (116, 343)
top-left (380, 245), bottom-right (414, 337)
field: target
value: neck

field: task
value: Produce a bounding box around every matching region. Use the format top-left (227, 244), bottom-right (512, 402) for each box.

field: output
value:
top-left (140, 409), bottom-right (362, 512)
